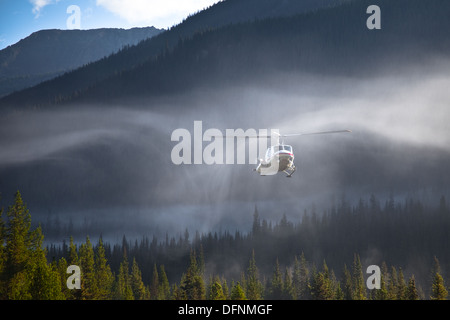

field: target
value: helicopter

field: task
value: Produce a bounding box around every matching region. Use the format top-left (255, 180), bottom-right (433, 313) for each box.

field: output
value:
top-left (254, 130), bottom-right (351, 177)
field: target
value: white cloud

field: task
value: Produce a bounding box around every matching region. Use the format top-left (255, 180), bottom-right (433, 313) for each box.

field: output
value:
top-left (96, 0), bottom-right (220, 28)
top-left (30, 0), bottom-right (59, 18)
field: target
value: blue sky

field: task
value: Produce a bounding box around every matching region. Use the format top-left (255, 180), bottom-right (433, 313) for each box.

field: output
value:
top-left (0, 0), bottom-right (221, 50)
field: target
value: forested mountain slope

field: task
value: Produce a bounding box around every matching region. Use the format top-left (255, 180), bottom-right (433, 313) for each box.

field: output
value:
top-left (1, 0), bottom-right (448, 108)
top-left (0, 27), bottom-right (162, 98)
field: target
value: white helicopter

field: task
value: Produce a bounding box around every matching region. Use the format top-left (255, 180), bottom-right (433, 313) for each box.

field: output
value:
top-left (254, 130), bottom-right (351, 177)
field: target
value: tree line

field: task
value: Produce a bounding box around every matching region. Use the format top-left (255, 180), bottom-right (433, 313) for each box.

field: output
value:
top-left (1, 190), bottom-right (449, 300)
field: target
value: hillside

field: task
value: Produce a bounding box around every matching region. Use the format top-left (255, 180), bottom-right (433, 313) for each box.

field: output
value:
top-left (0, 0), bottom-right (346, 108)
top-left (0, 27), bottom-right (163, 98)
top-left (1, 0), bottom-right (449, 108)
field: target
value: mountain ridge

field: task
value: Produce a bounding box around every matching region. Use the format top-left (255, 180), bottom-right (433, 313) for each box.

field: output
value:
top-left (0, 0), bottom-right (348, 109)
top-left (0, 27), bottom-right (163, 98)
top-left (1, 0), bottom-right (449, 109)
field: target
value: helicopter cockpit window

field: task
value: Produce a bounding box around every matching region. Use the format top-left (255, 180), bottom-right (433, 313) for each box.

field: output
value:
top-left (283, 145), bottom-right (292, 152)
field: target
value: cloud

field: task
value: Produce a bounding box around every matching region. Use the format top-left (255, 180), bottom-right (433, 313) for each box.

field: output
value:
top-left (96, 0), bottom-right (219, 27)
top-left (30, 0), bottom-right (59, 18)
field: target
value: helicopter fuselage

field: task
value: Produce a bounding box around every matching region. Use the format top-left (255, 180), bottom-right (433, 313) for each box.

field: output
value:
top-left (255, 145), bottom-right (296, 177)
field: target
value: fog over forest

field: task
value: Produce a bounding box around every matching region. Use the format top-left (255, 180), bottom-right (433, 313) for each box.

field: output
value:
top-left (1, 62), bottom-right (450, 242)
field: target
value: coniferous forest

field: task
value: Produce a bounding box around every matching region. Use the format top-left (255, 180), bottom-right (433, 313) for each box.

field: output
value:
top-left (1, 190), bottom-right (449, 300)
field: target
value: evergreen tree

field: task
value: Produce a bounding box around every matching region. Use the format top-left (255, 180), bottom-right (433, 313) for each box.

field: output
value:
top-left (283, 267), bottom-right (294, 300)
top-left (230, 282), bottom-right (246, 300)
top-left (171, 283), bottom-right (184, 300)
top-left (329, 269), bottom-right (341, 300)
top-left (95, 237), bottom-right (114, 300)
top-left (267, 258), bottom-right (283, 299)
top-left (406, 275), bottom-right (419, 300)
top-left (352, 254), bottom-right (366, 300)
top-left (150, 263), bottom-right (159, 299)
top-left (309, 261), bottom-right (334, 300)
top-left (65, 237), bottom-right (81, 300)
top-left (67, 236), bottom-right (78, 266)
top-left (334, 281), bottom-right (344, 300)
top-left (208, 277), bottom-right (226, 300)
top-left (56, 257), bottom-right (72, 299)
top-left (246, 250), bottom-right (263, 300)
top-left (397, 268), bottom-right (407, 300)
top-left (342, 264), bottom-right (353, 300)
top-left (130, 258), bottom-right (149, 300)
top-left (3, 191), bottom-right (62, 299)
top-left (27, 226), bottom-right (64, 299)
top-left (158, 265), bottom-right (171, 300)
top-left (4, 191), bottom-right (33, 299)
top-left (221, 278), bottom-right (229, 300)
top-left (179, 250), bottom-right (206, 300)
top-left (115, 253), bottom-right (134, 300)
top-left (292, 253), bottom-right (309, 300)
top-left (374, 262), bottom-right (389, 300)
top-left (387, 266), bottom-right (398, 300)
top-left (79, 236), bottom-right (98, 299)
top-left (430, 257), bottom-right (448, 300)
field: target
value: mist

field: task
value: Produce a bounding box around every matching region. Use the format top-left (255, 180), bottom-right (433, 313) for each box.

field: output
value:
top-left (1, 61), bottom-right (450, 242)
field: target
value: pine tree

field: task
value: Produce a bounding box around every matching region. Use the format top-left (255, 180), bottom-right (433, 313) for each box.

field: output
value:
top-left (292, 253), bottom-right (309, 300)
top-left (208, 277), bottom-right (226, 300)
top-left (65, 237), bottom-right (80, 300)
top-left (27, 226), bottom-right (64, 299)
top-left (171, 283), bottom-right (184, 300)
top-left (292, 255), bottom-right (301, 300)
top-left (130, 258), bottom-right (149, 300)
top-left (430, 257), bottom-right (448, 300)
top-left (150, 263), bottom-right (159, 299)
top-left (56, 257), bottom-right (72, 299)
top-left (4, 191), bottom-right (33, 299)
top-left (95, 237), bottom-right (114, 300)
top-left (267, 258), bottom-right (283, 299)
top-left (309, 261), bottom-right (334, 300)
top-left (374, 262), bottom-right (389, 300)
top-left (221, 278), bottom-right (229, 300)
top-left (3, 191), bottom-right (62, 299)
top-left (179, 250), bottom-right (206, 300)
top-left (387, 266), bottom-right (398, 300)
top-left (406, 275), bottom-right (419, 300)
top-left (67, 236), bottom-right (78, 266)
top-left (342, 264), bottom-right (353, 300)
top-left (397, 268), bottom-right (407, 300)
top-left (283, 267), bottom-right (294, 299)
top-left (230, 282), bottom-right (246, 300)
top-left (329, 269), bottom-right (341, 300)
top-left (159, 265), bottom-right (171, 300)
top-left (79, 236), bottom-right (98, 299)
top-left (246, 250), bottom-right (263, 300)
top-left (352, 254), bottom-right (366, 300)
top-left (334, 281), bottom-right (344, 300)
top-left (115, 253), bottom-right (134, 300)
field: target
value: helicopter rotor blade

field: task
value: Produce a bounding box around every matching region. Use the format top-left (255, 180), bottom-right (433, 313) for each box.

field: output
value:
top-left (204, 130), bottom-right (351, 139)
top-left (204, 135), bottom-right (274, 139)
top-left (282, 130), bottom-right (352, 137)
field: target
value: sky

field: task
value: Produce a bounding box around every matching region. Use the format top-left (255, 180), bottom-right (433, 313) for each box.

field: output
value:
top-left (0, 0), bottom-right (221, 50)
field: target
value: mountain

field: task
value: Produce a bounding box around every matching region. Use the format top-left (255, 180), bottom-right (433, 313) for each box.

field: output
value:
top-left (1, 0), bottom-right (449, 108)
top-left (0, 27), bottom-right (163, 98)
top-left (0, 0), bottom-right (346, 109)
top-left (79, 0), bottom-right (450, 103)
